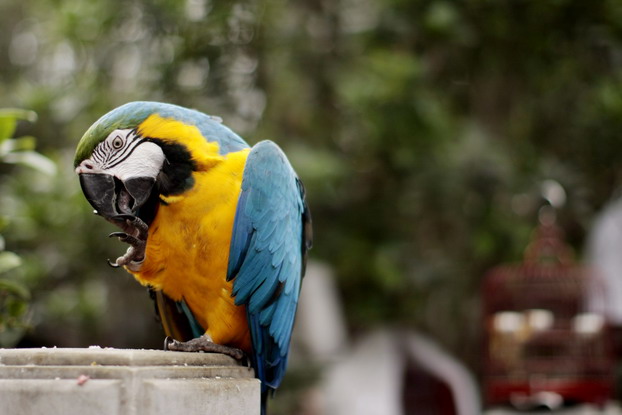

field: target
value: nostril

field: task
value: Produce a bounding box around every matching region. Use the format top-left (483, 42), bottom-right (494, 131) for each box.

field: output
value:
top-left (83, 161), bottom-right (94, 170)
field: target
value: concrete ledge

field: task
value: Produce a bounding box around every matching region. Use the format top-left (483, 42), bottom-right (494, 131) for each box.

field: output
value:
top-left (0, 348), bottom-right (260, 415)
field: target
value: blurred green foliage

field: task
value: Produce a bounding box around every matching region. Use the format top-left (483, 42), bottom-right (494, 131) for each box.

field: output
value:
top-left (0, 108), bottom-right (46, 346)
top-left (0, 0), bottom-right (621, 387)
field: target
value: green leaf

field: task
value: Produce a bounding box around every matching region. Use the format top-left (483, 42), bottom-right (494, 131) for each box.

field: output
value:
top-left (0, 109), bottom-right (38, 123)
top-left (0, 252), bottom-right (22, 275)
top-left (0, 118), bottom-right (17, 143)
top-left (1, 151), bottom-right (57, 175)
top-left (0, 278), bottom-right (30, 303)
top-left (0, 109), bottom-right (37, 144)
top-left (0, 136), bottom-right (37, 157)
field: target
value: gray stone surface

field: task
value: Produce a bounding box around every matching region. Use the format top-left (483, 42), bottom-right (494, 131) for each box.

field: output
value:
top-left (0, 347), bottom-right (260, 415)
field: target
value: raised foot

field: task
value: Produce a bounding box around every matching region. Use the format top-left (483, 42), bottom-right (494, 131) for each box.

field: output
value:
top-left (106, 214), bottom-right (148, 270)
top-left (164, 335), bottom-right (246, 361)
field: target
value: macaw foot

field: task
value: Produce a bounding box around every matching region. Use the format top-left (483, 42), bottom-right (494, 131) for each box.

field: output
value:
top-left (106, 214), bottom-right (148, 271)
top-left (164, 335), bottom-right (246, 361)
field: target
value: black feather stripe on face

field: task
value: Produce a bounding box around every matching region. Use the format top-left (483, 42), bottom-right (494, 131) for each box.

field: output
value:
top-left (105, 130), bottom-right (144, 168)
top-left (92, 129), bottom-right (146, 170)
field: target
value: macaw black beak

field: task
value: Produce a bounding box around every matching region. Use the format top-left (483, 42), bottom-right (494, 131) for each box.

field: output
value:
top-left (79, 173), bottom-right (155, 218)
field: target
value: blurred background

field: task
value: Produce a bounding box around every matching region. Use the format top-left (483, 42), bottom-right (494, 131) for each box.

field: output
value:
top-left (1, 0), bottom-right (622, 413)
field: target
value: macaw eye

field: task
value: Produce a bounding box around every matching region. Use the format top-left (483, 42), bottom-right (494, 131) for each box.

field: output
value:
top-left (112, 136), bottom-right (124, 149)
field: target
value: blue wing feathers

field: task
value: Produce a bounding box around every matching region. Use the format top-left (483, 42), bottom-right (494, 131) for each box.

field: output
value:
top-left (248, 265), bottom-right (282, 311)
top-left (226, 192), bottom-right (253, 279)
top-left (270, 239), bottom-right (288, 267)
top-left (228, 230), bottom-right (257, 286)
top-left (226, 140), bottom-right (306, 394)
top-left (258, 219), bottom-right (280, 245)
top-left (259, 302), bottom-right (277, 325)
top-left (232, 247), bottom-right (272, 304)
top-left (281, 259), bottom-right (297, 294)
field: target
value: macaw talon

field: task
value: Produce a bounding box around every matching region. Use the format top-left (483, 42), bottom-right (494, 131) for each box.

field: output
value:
top-left (108, 214), bottom-right (148, 239)
top-left (109, 243), bottom-right (145, 267)
top-left (163, 336), bottom-right (173, 351)
top-left (107, 259), bottom-right (121, 268)
top-left (164, 335), bottom-right (246, 361)
top-left (108, 231), bottom-right (143, 247)
top-left (104, 214), bottom-right (148, 271)
top-left (109, 231), bottom-right (129, 241)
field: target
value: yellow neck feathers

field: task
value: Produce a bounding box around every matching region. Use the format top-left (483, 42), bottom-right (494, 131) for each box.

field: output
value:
top-left (137, 114), bottom-right (222, 171)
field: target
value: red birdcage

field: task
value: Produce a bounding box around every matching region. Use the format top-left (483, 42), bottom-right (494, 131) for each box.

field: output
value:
top-left (482, 222), bottom-right (614, 409)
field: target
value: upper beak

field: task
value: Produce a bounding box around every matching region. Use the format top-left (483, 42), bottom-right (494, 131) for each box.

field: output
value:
top-left (79, 173), bottom-right (155, 218)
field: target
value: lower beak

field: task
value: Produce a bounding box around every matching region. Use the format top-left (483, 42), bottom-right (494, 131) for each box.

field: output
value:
top-left (79, 173), bottom-right (155, 218)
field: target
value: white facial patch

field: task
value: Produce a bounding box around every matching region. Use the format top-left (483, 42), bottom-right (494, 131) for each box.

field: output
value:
top-left (106, 141), bottom-right (165, 181)
top-left (76, 129), bottom-right (165, 181)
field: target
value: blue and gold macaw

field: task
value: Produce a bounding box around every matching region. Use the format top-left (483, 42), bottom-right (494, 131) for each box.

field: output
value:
top-left (74, 102), bottom-right (312, 413)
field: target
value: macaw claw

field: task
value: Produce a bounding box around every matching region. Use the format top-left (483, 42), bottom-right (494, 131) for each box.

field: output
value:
top-left (108, 214), bottom-right (148, 238)
top-left (106, 214), bottom-right (148, 271)
top-left (107, 259), bottom-right (121, 268)
top-left (164, 335), bottom-right (246, 361)
top-left (109, 231), bottom-right (128, 239)
top-left (109, 232), bottom-right (142, 246)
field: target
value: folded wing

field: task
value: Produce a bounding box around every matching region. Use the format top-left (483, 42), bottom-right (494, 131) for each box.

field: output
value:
top-left (227, 140), bottom-right (311, 392)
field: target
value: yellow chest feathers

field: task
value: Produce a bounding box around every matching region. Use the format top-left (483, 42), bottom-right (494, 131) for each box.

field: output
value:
top-left (128, 148), bottom-right (250, 345)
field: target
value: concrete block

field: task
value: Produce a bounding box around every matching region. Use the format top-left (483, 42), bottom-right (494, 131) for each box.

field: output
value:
top-left (0, 379), bottom-right (122, 415)
top-left (0, 348), bottom-right (260, 415)
top-left (142, 378), bottom-right (259, 415)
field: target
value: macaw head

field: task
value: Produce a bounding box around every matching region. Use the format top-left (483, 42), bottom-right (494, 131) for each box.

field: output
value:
top-left (74, 101), bottom-right (248, 222)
